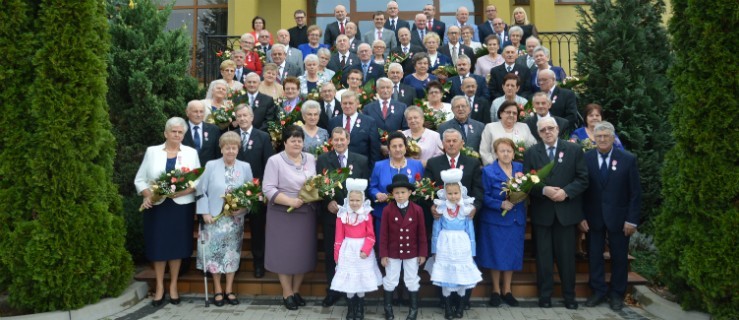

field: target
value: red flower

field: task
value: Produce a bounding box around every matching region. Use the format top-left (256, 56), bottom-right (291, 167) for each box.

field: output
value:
top-left (170, 177), bottom-right (177, 183)
top-left (414, 173), bottom-right (421, 181)
top-left (337, 168), bottom-right (343, 173)
top-left (179, 177), bottom-right (185, 182)
top-left (216, 50), bottom-right (223, 57)
top-left (253, 178), bottom-right (260, 185)
top-left (181, 167), bottom-right (190, 173)
top-left (530, 169), bottom-right (537, 174)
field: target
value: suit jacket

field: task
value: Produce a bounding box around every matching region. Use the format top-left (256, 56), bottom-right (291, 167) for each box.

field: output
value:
top-left (196, 159), bottom-right (253, 216)
top-left (384, 18), bottom-right (411, 42)
top-left (328, 113), bottom-right (381, 166)
top-left (235, 127), bottom-right (274, 180)
top-left (362, 28), bottom-right (398, 54)
top-left (478, 20), bottom-right (496, 44)
top-left (516, 54), bottom-right (536, 69)
top-left (447, 74), bottom-right (489, 102)
top-left (525, 115), bottom-right (572, 142)
top-left (583, 148), bottom-right (641, 231)
top-left (288, 25), bottom-right (308, 49)
top-left (362, 99), bottom-right (408, 132)
top-left (348, 38), bottom-right (362, 54)
top-left (439, 43), bottom-right (476, 68)
top-left (487, 63), bottom-right (531, 100)
top-left (326, 51), bottom-right (361, 75)
top-left (182, 122), bottom-right (221, 165)
top-left (412, 20), bottom-right (445, 41)
top-left (437, 118), bottom-right (485, 151)
top-left (319, 98), bottom-right (342, 130)
top-left (393, 82), bottom-right (418, 107)
top-left (134, 144), bottom-right (201, 205)
top-left (278, 62), bottom-right (302, 81)
top-left (324, 20), bottom-right (360, 46)
top-left (410, 29), bottom-right (429, 49)
top-left (467, 95), bottom-right (491, 124)
top-left (424, 153), bottom-right (483, 211)
top-left (523, 139), bottom-right (589, 227)
top-left (248, 92), bottom-right (278, 131)
top-left (450, 22), bottom-right (479, 42)
top-left (389, 45), bottom-right (424, 75)
top-left (349, 61), bottom-right (386, 85)
top-left (316, 151), bottom-right (371, 208)
top-left (268, 47), bottom-right (304, 74)
top-left (548, 86), bottom-right (579, 129)
top-left (379, 201), bottom-right (428, 259)
top-left (232, 66), bottom-right (254, 84)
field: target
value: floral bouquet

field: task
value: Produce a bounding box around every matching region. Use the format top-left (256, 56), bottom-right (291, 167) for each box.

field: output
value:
top-left (287, 167), bottom-right (352, 212)
top-left (517, 101), bottom-right (535, 121)
top-left (570, 137), bottom-right (597, 152)
top-left (266, 102), bottom-right (304, 147)
top-left (461, 146), bottom-right (481, 159)
top-left (499, 162), bottom-right (554, 216)
top-left (208, 102), bottom-right (236, 130)
top-left (406, 139), bottom-right (422, 158)
top-left (414, 98), bottom-right (447, 130)
top-left (378, 128), bottom-right (389, 144)
top-left (514, 141), bottom-right (527, 162)
top-left (311, 141), bottom-right (333, 157)
top-left (252, 45), bottom-right (267, 65)
top-left (411, 174), bottom-right (438, 202)
top-left (384, 52), bottom-right (409, 73)
top-left (331, 69), bottom-right (344, 90)
top-left (559, 76), bottom-right (587, 95)
top-left (140, 167), bottom-right (205, 211)
top-left (215, 178), bottom-right (263, 222)
top-left (356, 78), bottom-right (377, 110)
top-left (215, 49), bottom-right (232, 62)
top-left (431, 65), bottom-right (457, 94)
top-left (306, 85), bottom-right (322, 101)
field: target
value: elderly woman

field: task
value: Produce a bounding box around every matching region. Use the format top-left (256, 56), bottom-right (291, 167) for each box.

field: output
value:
top-left (202, 79), bottom-right (230, 119)
top-left (316, 47), bottom-right (336, 80)
top-left (281, 76), bottom-right (302, 113)
top-left (239, 35), bottom-right (263, 76)
top-left (570, 103), bottom-right (625, 150)
top-left (422, 32), bottom-right (452, 72)
top-left (299, 54), bottom-right (330, 97)
top-left (512, 7), bottom-right (538, 43)
top-left (491, 74), bottom-right (528, 122)
top-left (135, 117), bottom-right (201, 307)
top-left (402, 106), bottom-right (443, 165)
top-left (300, 100), bottom-right (329, 152)
top-left (258, 63), bottom-right (284, 98)
top-left (474, 35), bottom-right (505, 77)
top-left (425, 81), bottom-right (454, 122)
top-left (461, 25), bottom-right (482, 51)
top-left (530, 46), bottom-right (567, 92)
top-left (196, 131), bottom-right (254, 307)
top-left (263, 125), bottom-right (318, 310)
top-left (508, 26), bottom-right (526, 56)
top-left (369, 131), bottom-right (425, 236)
top-left (298, 25), bottom-right (330, 58)
top-left (402, 52), bottom-right (438, 99)
top-left (480, 101), bottom-right (537, 165)
top-left (250, 16), bottom-right (273, 45)
top-left (335, 69), bottom-right (364, 102)
top-left (479, 137), bottom-right (525, 307)
top-left (372, 39), bottom-right (387, 65)
top-left (207, 60), bottom-right (243, 100)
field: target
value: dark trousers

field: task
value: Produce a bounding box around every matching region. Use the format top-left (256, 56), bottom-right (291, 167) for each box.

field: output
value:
top-left (588, 226), bottom-right (630, 299)
top-left (321, 209), bottom-right (339, 295)
top-left (533, 220), bottom-right (576, 301)
top-left (248, 206), bottom-right (267, 268)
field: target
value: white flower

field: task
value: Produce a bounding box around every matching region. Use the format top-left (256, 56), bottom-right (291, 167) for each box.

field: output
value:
top-left (531, 175), bottom-right (540, 184)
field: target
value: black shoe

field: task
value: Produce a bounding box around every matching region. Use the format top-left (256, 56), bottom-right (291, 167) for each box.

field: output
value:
top-left (585, 294), bottom-right (607, 307)
top-left (443, 297), bottom-right (454, 320)
top-left (488, 292), bottom-right (502, 307)
top-left (564, 300), bottom-right (579, 310)
top-left (213, 293), bottom-right (225, 307)
top-left (345, 296), bottom-right (356, 320)
top-left (406, 291), bottom-right (419, 320)
top-left (293, 292), bottom-right (307, 306)
top-left (254, 265), bottom-right (265, 278)
top-left (463, 288), bottom-right (472, 310)
top-left (151, 295), bottom-right (164, 307)
top-left (502, 292), bottom-right (519, 307)
top-left (538, 297), bottom-right (552, 308)
top-left (169, 297), bottom-right (181, 305)
top-left (383, 290), bottom-right (395, 320)
top-left (356, 297), bottom-right (365, 320)
top-left (225, 292), bottom-right (240, 305)
top-left (454, 293), bottom-right (464, 318)
top-left (283, 295), bottom-right (299, 310)
top-left (609, 297), bottom-right (624, 311)
top-left (322, 292), bottom-right (341, 307)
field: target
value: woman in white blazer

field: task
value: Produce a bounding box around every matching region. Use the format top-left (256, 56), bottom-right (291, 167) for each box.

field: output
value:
top-left (134, 117), bottom-right (201, 307)
top-left (195, 131), bottom-right (254, 306)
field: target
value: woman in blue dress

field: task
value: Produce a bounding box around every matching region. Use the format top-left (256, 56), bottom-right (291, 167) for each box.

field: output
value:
top-left (570, 103), bottom-right (624, 150)
top-left (479, 137), bottom-right (525, 308)
top-left (402, 52), bottom-right (439, 99)
top-left (297, 25), bottom-right (330, 58)
top-left (421, 32), bottom-right (452, 73)
top-left (369, 132), bottom-right (424, 238)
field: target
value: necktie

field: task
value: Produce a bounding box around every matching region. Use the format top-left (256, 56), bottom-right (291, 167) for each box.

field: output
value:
top-left (278, 65), bottom-right (284, 82)
top-left (458, 121), bottom-right (468, 141)
top-left (450, 157), bottom-right (456, 169)
top-left (377, 30), bottom-right (382, 40)
top-left (393, 85), bottom-right (399, 100)
top-left (391, 19), bottom-right (396, 30)
top-left (339, 22), bottom-right (345, 34)
top-left (236, 68), bottom-right (241, 81)
top-left (326, 103), bottom-right (332, 117)
top-left (403, 46), bottom-right (408, 54)
top-left (428, 21), bottom-right (432, 30)
top-left (193, 126), bottom-right (201, 151)
top-left (362, 63), bottom-right (368, 77)
top-left (468, 97), bottom-right (473, 111)
top-left (249, 94), bottom-right (255, 106)
top-left (452, 45), bottom-right (458, 65)
top-left (338, 154), bottom-right (345, 168)
top-left (241, 131), bottom-right (249, 151)
top-left (340, 55), bottom-right (346, 69)
top-left (548, 146), bottom-right (555, 162)
top-left (600, 153), bottom-right (609, 181)
top-left (421, 30), bottom-right (426, 39)
top-left (344, 115), bottom-right (351, 133)
top-left (506, 65), bottom-right (512, 72)
top-left (382, 100), bottom-right (389, 119)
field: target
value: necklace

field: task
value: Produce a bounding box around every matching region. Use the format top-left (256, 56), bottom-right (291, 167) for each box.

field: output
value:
top-left (390, 158), bottom-right (407, 173)
top-left (447, 205), bottom-right (460, 218)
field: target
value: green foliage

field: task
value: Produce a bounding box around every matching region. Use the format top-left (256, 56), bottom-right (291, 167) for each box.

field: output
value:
top-left (0, 0), bottom-right (132, 312)
top-left (106, 0), bottom-right (199, 260)
top-left (654, 0), bottom-right (739, 318)
top-left (575, 0), bottom-right (673, 229)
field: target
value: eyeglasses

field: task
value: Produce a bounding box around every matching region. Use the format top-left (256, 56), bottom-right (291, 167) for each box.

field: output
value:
top-left (502, 110), bottom-right (517, 116)
top-left (537, 78), bottom-right (553, 84)
top-left (538, 126), bottom-right (557, 133)
top-left (493, 23), bottom-right (503, 25)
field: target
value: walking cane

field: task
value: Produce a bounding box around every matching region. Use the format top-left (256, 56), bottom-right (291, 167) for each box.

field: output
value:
top-left (199, 217), bottom-right (210, 307)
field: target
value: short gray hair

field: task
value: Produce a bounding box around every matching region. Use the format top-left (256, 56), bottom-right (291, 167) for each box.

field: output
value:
top-left (376, 77), bottom-right (393, 87)
top-left (509, 26), bottom-right (524, 36)
top-left (404, 105), bottom-right (423, 118)
top-left (450, 95), bottom-right (470, 108)
top-left (186, 100), bottom-right (204, 112)
top-left (304, 54), bottom-right (319, 64)
top-left (442, 128), bottom-right (463, 140)
top-left (300, 100), bottom-right (321, 114)
top-left (271, 43), bottom-right (286, 53)
top-left (536, 117), bottom-right (558, 132)
top-left (456, 54), bottom-right (471, 64)
top-left (234, 103), bottom-right (254, 116)
top-left (594, 121), bottom-right (616, 136)
top-left (532, 45), bottom-right (550, 58)
top-left (165, 117), bottom-right (187, 132)
top-left (341, 90), bottom-right (358, 102)
top-left (388, 62), bottom-right (403, 73)
top-left (317, 47), bottom-right (331, 58)
top-left (538, 69), bottom-right (556, 80)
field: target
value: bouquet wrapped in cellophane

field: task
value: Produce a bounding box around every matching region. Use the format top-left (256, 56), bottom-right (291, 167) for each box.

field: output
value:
top-left (214, 178), bottom-right (263, 222)
top-left (499, 162), bottom-right (554, 216)
top-left (287, 167), bottom-right (352, 212)
top-left (140, 167), bottom-right (205, 211)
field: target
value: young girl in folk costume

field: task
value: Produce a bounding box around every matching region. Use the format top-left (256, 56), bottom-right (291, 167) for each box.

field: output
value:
top-left (330, 178), bottom-right (383, 320)
top-left (427, 168), bottom-right (483, 319)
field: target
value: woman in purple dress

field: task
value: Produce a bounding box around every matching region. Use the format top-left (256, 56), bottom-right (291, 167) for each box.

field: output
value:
top-left (263, 125), bottom-right (318, 310)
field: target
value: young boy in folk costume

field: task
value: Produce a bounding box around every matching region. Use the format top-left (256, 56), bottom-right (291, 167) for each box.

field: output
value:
top-left (330, 178), bottom-right (383, 320)
top-left (426, 168), bottom-right (482, 319)
top-left (379, 174), bottom-right (428, 320)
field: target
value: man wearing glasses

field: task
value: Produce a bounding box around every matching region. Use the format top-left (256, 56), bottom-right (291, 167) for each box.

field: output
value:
top-left (537, 69), bottom-right (579, 127)
top-left (478, 5), bottom-right (506, 42)
top-left (523, 116), bottom-right (589, 310)
top-left (288, 10), bottom-right (308, 49)
top-left (525, 92), bottom-right (572, 141)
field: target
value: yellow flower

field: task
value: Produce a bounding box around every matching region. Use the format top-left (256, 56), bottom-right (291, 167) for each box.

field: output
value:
top-left (531, 175), bottom-right (540, 184)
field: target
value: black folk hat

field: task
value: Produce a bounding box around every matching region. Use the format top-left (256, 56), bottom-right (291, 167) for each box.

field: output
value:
top-left (386, 173), bottom-right (416, 192)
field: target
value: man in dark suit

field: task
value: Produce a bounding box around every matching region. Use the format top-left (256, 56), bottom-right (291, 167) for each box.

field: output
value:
top-left (345, 22), bottom-right (362, 54)
top-left (422, 4), bottom-right (446, 41)
top-left (523, 117), bottom-right (589, 310)
top-left (440, 26), bottom-right (476, 68)
top-left (352, 43), bottom-right (386, 85)
top-left (516, 37), bottom-right (541, 69)
top-left (270, 44), bottom-right (302, 82)
top-left (318, 82), bottom-right (342, 129)
top-left (488, 45), bottom-right (531, 100)
top-left (580, 121), bottom-right (641, 311)
top-left (230, 49), bottom-right (254, 84)
top-left (328, 90), bottom-right (381, 166)
top-left (326, 35), bottom-right (361, 76)
top-left (410, 13), bottom-right (431, 49)
top-left (243, 73), bottom-right (277, 131)
top-left (387, 63), bottom-right (418, 107)
top-left (384, 1), bottom-right (411, 42)
top-left (537, 69), bottom-right (580, 128)
top-left (234, 104), bottom-right (275, 278)
top-left (459, 77), bottom-right (491, 124)
top-left (257, 30), bottom-right (272, 54)
top-left (183, 100), bottom-right (221, 166)
top-left (315, 127), bottom-right (371, 307)
top-left (363, 77), bottom-right (408, 133)
top-left (478, 5), bottom-right (503, 43)
top-left (525, 92), bottom-right (572, 141)
top-left (324, 5), bottom-right (360, 47)
top-left (492, 18), bottom-right (511, 53)
top-left (389, 27), bottom-right (424, 76)
top-left (446, 55), bottom-right (488, 102)
top-left (437, 97), bottom-right (485, 151)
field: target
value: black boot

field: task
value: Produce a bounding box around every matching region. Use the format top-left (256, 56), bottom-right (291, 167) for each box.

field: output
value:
top-left (383, 290), bottom-right (395, 320)
top-left (356, 296), bottom-right (365, 320)
top-left (463, 288), bottom-right (472, 310)
top-left (454, 292), bottom-right (464, 318)
top-left (406, 291), bottom-right (419, 320)
top-left (345, 295), bottom-right (355, 320)
top-left (443, 296), bottom-right (454, 320)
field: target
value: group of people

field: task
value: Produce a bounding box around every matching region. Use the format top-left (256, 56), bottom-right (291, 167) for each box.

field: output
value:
top-left (133, 2), bottom-right (643, 318)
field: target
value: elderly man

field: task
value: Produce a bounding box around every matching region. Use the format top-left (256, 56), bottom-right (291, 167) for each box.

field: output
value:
top-left (421, 4), bottom-right (445, 40)
top-left (229, 49), bottom-right (253, 83)
top-left (345, 22), bottom-right (362, 54)
top-left (363, 77), bottom-right (408, 132)
top-left (270, 44), bottom-right (302, 82)
top-left (460, 77), bottom-right (491, 123)
top-left (353, 43), bottom-right (385, 85)
top-left (243, 72), bottom-right (277, 131)
top-left (516, 36), bottom-right (541, 68)
top-left (580, 121), bottom-right (641, 311)
top-left (324, 5), bottom-right (360, 46)
top-left (326, 34), bottom-right (360, 74)
top-left (387, 62), bottom-right (417, 106)
top-left (537, 69), bottom-right (578, 126)
top-left (411, 13), bottom-right (429, 48)
top-left (257, 30), bottom-right (272, 54)
top-left (454, 7), bottom-right (479, 42)
top-left (328, 90), bottom-right (381, 166)
top-left (478, 5), bottom-right (505, 43)
top-left (384, 1), bottom-right (410, 41)
top-left (389, 27), bottom-right (424, 74)
top-left (488, 45), bottom-right (531, 100)
top-left (269, 29), bottom-right (304, 73)
top-left (447, 54), bottom-right (487, 101)
top-left (363, 11), bottom-right (397, 55)
top-left (438, 96), bottom-right (485, 151)
top-left (288, 9), bottom-right (308, 48)
top-left (234, 104), bottom-right (275, 278)
top-left (492, 18), bottom-right (510, 53)
top-left (182, 100), bottom-right (221, 164)
top-left (318, 82), bottom-right (341, 129)
top-left (440, 26), bottom-right (475, 67)
top-left (523, 117), bottom-right (589, 310)
top-left (316, 127), bottom-right (371, 307)
top-left (525, 92), bottom-right (572, 141)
